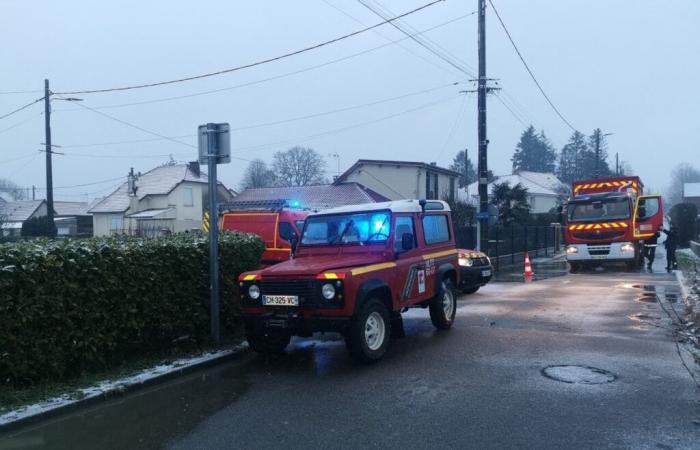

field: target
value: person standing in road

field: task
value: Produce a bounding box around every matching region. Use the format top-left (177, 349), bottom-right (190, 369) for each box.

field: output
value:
top-left (662, 226), bottom-right (679, 271)
top-left (643, 231), bottom-right (659, 270)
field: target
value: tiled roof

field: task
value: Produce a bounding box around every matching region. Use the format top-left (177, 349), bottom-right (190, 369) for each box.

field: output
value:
top-left (54, 201), bottom-right (91, 217)
top-left (462, 171), bottom-right (568, 201)
top-left (89, 164), bottom-right (210, 213)
top-left (231, 183), bottom-right (390, 210)
top-left (0, 200), bottom-right (45, 222)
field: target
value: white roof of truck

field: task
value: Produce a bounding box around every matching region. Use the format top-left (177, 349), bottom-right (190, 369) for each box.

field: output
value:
top-left (308, 199), bottom-right (450, 216)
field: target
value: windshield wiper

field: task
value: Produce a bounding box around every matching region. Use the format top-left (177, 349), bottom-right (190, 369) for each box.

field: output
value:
top-left (329, 220), bottom-right (355, 245)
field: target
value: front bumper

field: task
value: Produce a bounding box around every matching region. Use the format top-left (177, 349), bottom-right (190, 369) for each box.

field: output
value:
top-left (565, 242), bottom-right (636, 261)
top-left (458, 265), bottom-right (493, 289)
top-left (243, 313), bottom-right (350, 335)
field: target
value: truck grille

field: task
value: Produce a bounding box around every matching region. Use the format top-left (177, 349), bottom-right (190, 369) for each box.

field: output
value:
top-left (572, 231), bottom-right (625, 241)
top-left (260, 280), bottom-right (316, 300)
top-left (588, 245), bottom-right (610, 256)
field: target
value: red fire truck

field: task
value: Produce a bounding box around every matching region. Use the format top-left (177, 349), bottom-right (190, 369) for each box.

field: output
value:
top-left (564, 176), bottom-right (664, 271)
top-left (220, 200), bottom-right (309, 266)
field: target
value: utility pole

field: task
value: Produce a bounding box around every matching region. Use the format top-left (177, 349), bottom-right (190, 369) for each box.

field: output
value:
top-left (477, 0), bottom-right (489, 252)
top-left (32, 185), bottom-right (35, 201)
top-left (594, 129), bottom-right (600, 178)
top-left (43, 79), bottom-right (55, 236)
top-left (615, 152), bottom-right (619, 175)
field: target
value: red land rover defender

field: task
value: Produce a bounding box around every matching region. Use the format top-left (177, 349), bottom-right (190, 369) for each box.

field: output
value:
top-left (238, 199), bottom-right (460, 363)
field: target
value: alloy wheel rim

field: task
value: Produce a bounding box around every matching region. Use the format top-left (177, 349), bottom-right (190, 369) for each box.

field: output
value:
top-left (365, 312), bottom-right (386, 351)
top-left (442, 288), bottom-right (454, 319)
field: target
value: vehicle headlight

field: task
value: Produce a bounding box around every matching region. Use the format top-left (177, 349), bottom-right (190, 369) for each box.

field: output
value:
top-left (322, 283), bottom-right (336, 300)
top-left (458, 257), bottom-right (473, 267)
top-left (248, 284), bottom-right (260, 300)
top-left (621, 243), bottom-right (635, 252)
top-left (566, 245), bottom-right (578, 254)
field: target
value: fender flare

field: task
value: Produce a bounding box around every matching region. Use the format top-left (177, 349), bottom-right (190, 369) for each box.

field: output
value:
top-left (354, 278), bottom-right (392, 315)
top-left (435, 262), bottom-right (458, 291)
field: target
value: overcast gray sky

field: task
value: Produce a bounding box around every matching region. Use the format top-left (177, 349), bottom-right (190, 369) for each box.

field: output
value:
top-left (1, 0), bottom-right (698, 200)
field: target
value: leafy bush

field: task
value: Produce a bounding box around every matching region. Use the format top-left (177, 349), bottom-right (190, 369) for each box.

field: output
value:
top-left (0, 231), bottom-right (263, 386)
top-left (669, 202), bottom-right (698, 247)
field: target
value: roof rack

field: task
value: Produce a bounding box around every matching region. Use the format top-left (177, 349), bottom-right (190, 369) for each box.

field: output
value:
top-left (219, 199), bottom-right (290, 213)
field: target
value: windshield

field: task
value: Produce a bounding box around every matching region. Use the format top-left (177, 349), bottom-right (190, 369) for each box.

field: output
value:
top-left (301, 211), bottom-right (391, 245)
top-left (568, 197), bottom-right (631, 222)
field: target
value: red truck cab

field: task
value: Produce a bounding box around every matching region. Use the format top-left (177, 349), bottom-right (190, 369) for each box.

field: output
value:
top-left (238, 199), bottom-right (460, 363)
top-left (564, 176), bottom-right (664, 271)
top-left (220, 200), bottom-right (309, 266)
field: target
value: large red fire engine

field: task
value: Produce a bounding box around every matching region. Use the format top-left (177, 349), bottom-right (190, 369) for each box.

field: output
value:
top-left (563, 176), bottom-right (664, 271)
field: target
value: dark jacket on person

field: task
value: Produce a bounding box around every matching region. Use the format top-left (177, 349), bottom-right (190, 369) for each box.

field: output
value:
top-left (663, 228), bottom-right (678, 251)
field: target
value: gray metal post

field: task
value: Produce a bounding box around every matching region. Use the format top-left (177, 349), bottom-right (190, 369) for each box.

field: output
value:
top-left (206, 123), bottom-right (220, 343)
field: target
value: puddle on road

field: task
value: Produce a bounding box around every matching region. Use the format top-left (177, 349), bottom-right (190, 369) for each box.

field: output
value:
top-left (627, 313), bottom-right (659, 322)
top-left (635, 294), bottom-right (657, 303)
top-left (542, 365), bottom-right (616, 384)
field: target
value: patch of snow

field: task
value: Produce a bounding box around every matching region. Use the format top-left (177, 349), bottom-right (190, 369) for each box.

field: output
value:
top-left (0, 343), bottom-right (248, 427)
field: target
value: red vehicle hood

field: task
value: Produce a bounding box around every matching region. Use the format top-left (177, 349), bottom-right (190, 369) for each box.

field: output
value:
top-left (260, 253), bottom-right (387, 277)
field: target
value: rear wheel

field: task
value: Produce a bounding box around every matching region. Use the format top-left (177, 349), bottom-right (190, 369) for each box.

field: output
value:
top-left (430, 280), bottom-right (457, 330)
top-left (346, 299), bottom-right (391, 363)
top-left (246, 328), bottom-right (291, 354)
top-left (569, 262), bottom-right (581, 273)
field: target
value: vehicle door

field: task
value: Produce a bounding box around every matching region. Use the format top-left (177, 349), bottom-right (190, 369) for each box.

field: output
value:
top-left (419, 212), bottom-right (454, 299)
top-left (392, 215), bottom-right (425, 306)
top-left (633, 195), bottom-right (664, 239)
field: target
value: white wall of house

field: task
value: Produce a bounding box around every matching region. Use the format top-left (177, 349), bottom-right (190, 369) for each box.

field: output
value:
top-left (93, 212), bottom-right (127, 236)
top-left (341, 164), bottom-right (457, 200)
top-left (529, 194), bottom-right (559, 214)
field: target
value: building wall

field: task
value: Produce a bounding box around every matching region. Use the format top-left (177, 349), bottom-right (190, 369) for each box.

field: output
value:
top-left (342, 164), bottom-right (456, 200)
top-left (93, 212), bottom-right (128, 236)
top-left (529, 195), bottom-right (558, 214)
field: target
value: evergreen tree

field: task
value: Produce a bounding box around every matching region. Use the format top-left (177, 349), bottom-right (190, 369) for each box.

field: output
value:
top-left (584, 129), bottom-right (612, 177)
top-left (449, 149), bottom-right (477, 188)
top-left (490, 181), bottom-right (531, 225)
top-left (511, 126), bottom-right (557, 173)
top-left (557, 131), bottom-right (587, 184)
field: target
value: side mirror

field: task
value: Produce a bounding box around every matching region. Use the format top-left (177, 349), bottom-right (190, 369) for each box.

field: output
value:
top-left (290, 233), bottom-right (299, 253)
top-left (401, 233), bottom-right (414, 251)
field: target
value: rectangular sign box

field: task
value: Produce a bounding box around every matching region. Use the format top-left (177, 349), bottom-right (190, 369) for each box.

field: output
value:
top-left (198, 123), bottom-right (231, 164)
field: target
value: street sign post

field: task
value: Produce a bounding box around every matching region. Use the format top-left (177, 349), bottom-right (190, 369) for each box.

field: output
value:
top-left (198, 123), bottom-right (230, 343)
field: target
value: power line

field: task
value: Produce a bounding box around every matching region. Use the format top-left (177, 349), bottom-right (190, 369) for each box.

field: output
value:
top-left (0, 111), bottom-right (43, 135)
top-left (232, 94), bottom-right (459, 153)
top-left (437, 93), bottom-right (469, 159)
top-left (0, 96), bottom-right (44, 121)
top-left (57, 82), bottom-right (459, 149)
top-left (359, 0), bottom-right (476, 78)
top-left (0, 89), bottom-right (43, 95)
top-left (34, 175), bottom-right (127, 190)
top-left (493, 91), bottom-right (528, 128)
top-left (53, 12), bottom-right (473, 112)
top-left (53, 0), bottom-right (444, 96)
top-left (60, 98), bottom-right (254, 162)
top-left (487, 0), bottom-right (578, 132)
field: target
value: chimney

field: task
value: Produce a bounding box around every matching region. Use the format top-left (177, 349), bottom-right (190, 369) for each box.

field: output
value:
top-left (188, 161), bottom-right (200, 178)
top-left (429, 162), bottom-right (437, 166)
top-left (127, 168), bottom-right (138, 197)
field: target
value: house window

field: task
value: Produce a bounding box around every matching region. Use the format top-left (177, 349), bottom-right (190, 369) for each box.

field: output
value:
top-left (422, 214), bottom-right (450, 245)
top-left (110, 216), bottom-right (123, 231)
top-left (449, 177), bottom-right (455, 202)
top-left (183, 186), bottom-right (194, 207)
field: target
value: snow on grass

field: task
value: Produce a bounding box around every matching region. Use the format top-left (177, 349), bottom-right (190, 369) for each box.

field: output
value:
top-left (0, 343), bottom-right (248, 428)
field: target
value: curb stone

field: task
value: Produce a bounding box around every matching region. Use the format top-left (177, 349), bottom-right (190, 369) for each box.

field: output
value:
top-left (0, 342), bottom-right (249, 434)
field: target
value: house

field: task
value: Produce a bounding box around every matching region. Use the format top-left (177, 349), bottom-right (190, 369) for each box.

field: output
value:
top-left (231, 182), bottom-right (389, 211)
top-left (462, 171), bottom-right (568, 214)
top-left (683, 182), bottom-right (700, 209)
top-left (54, 201), bottom-right (94, 237)
top-left (333, 159), bottom-right (461, 201)
top-left (89, 163), bottom-right (233, 237)
top-left (0, 200), bottom-right (47, 237)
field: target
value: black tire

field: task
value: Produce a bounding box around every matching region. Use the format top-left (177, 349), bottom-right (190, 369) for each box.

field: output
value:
top-left (430, 279), bottom-right (457, 330)
top-left (461, 286), bottom-right (479, 295)
top-left (345, 299), bottom-right (391, 363)
top-left (246, 328), bottom-right (291, 354)
top-left (569, 262), bottom-right (581, 273)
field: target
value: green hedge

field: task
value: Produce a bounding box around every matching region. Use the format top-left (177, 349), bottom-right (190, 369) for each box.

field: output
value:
top-left (0, 232), bottom-right (264, 387)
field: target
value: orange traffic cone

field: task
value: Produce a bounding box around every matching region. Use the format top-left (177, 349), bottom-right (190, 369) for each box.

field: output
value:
top-left (524, 251), bottom-right (534, 281)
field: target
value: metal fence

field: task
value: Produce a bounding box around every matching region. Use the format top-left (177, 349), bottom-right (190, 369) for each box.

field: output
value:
top-left (455, 224), bottom-right (564, 270)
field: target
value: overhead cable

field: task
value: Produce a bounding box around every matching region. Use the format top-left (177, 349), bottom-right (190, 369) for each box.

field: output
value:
top-left (53, 0), bottom-right (444, 95)
top-left (0, 97), bottom-right (44, 121)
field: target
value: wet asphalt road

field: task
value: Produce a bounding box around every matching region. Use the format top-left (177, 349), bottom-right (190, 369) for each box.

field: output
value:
top-left (2, 259), bottom-right (699, 449)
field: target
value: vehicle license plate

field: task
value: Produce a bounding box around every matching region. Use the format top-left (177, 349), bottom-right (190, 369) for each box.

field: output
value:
top-left (263, 295), bottom-right (299, 306)
top-left (481, 270), bottom-right (491, 277)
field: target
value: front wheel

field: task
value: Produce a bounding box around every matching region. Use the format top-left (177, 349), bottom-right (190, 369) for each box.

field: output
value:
top-left (346, 299), bottom-right (391, 363)
top-left (430, 280), bottom-right (457, 330)
top-left (246, 328), bottom-right (291, 354)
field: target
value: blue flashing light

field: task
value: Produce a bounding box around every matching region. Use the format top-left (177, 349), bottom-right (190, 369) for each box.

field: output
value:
top-left (289, 199), bottom-right (301, 209)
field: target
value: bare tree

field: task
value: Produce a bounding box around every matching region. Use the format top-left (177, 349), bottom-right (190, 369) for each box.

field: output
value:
top-left (666, 163), bottom-right (700, 206)
top-left (241, 159), bottom-right (277, 189)
top-left (273, 146), bottom-right (326, 187)
top-left (0, 178), bottom-right (27, 200)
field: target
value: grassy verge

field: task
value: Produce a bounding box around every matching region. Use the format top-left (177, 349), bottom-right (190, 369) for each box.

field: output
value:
top-left (0, 332), bottom-right (244, 415)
